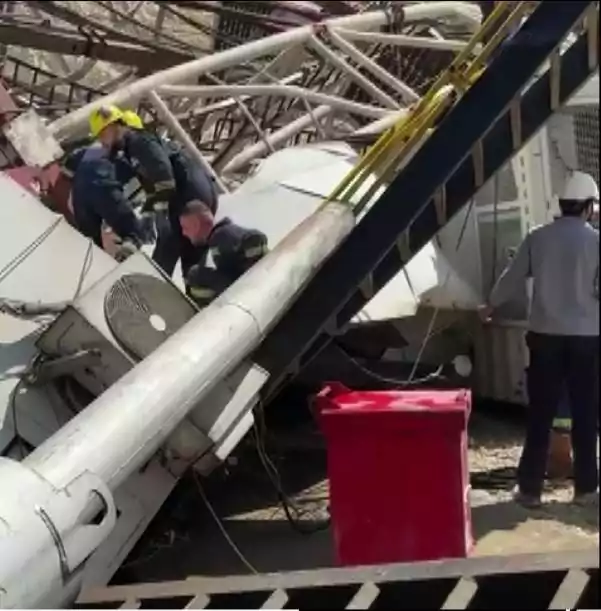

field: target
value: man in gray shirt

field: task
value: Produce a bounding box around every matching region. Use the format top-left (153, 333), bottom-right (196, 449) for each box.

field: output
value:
top-left (480, 170), bottom-right (599, 508)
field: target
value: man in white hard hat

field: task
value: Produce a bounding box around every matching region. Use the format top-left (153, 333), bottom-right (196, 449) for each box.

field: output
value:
top-left (480, 170), bottom-right (599, 508)
top-left (548, 198), bottom-right (599, 480)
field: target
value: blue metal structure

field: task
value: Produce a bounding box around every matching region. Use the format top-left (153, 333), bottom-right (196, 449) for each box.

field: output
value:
top-left (255, 1), bottom-right (599, 400)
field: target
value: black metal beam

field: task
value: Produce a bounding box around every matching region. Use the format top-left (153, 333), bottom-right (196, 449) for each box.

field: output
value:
top-left (0, 20), bottom-right (191, 70)
top-left (254, 1), bottom-right (598, 399)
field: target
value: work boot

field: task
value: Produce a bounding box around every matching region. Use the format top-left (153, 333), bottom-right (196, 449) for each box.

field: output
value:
top-left (573, 490), bottom-right (599, 507)
top-left (114, 239), bottom-right (139, 262)
top-left (512, 486), bottom-right (542, 509)
top-left (547, 430), bottom-right (573, 480)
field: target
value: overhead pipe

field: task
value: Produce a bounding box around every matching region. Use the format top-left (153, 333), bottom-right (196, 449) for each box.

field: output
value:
top-left (146, 90), bottom-right (229, 194)
top-left (334, 28), bottom-right (474, 52)
top-left (157, 83), bottom-right (389, 119)
top-left (324, 27), bottom-right (421, 103)
top-left (221, 104), bottom-right (333, 174)
top-left (48, 3), bottom-right (482, 142)
top-left (307, 36), bottom-right (400, 109)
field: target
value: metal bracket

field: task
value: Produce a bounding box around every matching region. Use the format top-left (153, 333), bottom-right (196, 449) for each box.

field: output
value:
top-left (0, 461), bottom-right (117, 609)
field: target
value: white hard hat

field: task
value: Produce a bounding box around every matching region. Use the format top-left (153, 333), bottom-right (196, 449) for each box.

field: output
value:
top-left (561, 171), bottom-right (599, 201)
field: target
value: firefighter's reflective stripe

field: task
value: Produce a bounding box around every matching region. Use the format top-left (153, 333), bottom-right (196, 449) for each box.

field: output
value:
top-left (188, 286), bottom-right (216, 300)
top-left (123, 177), bottom-right (144, 200)
top-left (211, 241), bottom-right (267, 262)
top-left (244, 244), bottom-right (268, 259)
top-left (152, 201), bottom-right (169, 212)
top-left (552, 418), bottom-right (572, 431)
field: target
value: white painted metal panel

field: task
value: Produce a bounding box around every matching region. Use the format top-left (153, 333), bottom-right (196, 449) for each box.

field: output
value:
top-left (566, 71), bottom-right (599, 107)
top-left (0, 174), bottom-right (117, 305)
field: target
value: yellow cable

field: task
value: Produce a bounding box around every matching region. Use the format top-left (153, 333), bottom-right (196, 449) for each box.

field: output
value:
top-left (329, 1), bottom-right (510, 196)
top-left (324, 1), bottom-right (537, 211)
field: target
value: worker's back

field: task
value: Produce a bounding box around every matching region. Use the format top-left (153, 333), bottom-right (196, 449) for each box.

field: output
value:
top-left (72, 145), bottom-right (142, 248)
top-left (122, 130), bottom-right (218, 214)
top-left (209, 218), bottom-right (268, 281)
top-left (163, 138), bottom-right (218, 213)
top-left (71, 145), bottom-right (110, 245)
top-left (528, 217), bottom-right (599, 336)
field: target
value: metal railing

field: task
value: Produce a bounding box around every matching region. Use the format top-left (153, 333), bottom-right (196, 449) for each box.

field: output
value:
top-left (75, 548), bottom-right (599, 610)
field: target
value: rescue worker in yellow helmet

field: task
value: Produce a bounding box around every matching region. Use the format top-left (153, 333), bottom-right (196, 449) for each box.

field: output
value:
top-left (116, 109), bottom-right (159, 241)
top-left (71, 105), bottom-right (145, 261)
top-left (116, 107), bottom-right (219, 279)
top-left (121, 109), bottom-right (144, 130)
top-left (57, 130), bottom-right (146, 232)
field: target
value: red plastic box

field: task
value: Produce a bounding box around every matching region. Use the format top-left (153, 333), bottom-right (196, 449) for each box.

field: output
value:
top-left (315, 382), bottom-right (473, 567)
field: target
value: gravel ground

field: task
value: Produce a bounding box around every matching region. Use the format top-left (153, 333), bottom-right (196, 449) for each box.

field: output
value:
top-left (466, 412), bottom-right (598, 556)
top-left (118, 411), bottom-right (598, 583)
top-left (222, 411), bottom-right (599, 563)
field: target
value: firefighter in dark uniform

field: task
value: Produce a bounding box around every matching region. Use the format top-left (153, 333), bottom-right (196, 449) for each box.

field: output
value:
top-left (60, 132), bottom-right (155, 242)
top-left (71, 106), bottom-right (145, 260)
top-left (118, 110), bottom-right (219, 278)
top-left (54, 138), bottom-right (92, 225)
top-left (178, 200), bottom-right (268, 308)
top-left (60, 138), bottom-right (93, 182)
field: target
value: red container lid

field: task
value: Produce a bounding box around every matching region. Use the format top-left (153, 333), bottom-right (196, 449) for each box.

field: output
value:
top-left (315, 382), bottom-right (470, 433)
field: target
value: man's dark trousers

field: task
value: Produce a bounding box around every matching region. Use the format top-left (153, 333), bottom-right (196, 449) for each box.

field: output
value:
top-left (152, 207), bottom-right (207, 278)
top-left (518, 332), bottom-right (599, 497)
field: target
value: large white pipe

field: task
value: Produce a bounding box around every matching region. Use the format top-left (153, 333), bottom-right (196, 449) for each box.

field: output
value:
top-left (48, 3), bottom-right (481, 142)
top-left (0, 202), bottom-right (355, 609)
top-left (23, 202), bottom-right (354, 490)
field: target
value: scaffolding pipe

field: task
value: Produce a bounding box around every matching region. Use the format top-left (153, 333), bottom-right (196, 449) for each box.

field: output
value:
top-left (324, 27), bottom-right (420, 103)
top-left (335, 28), bottom-right (473, 52)
top-left (354, 108), bottom-right (411, 136)
top-left (222, 105), bottom-right (333, 174)
top-left (157, 83), bottom-right (388, 119)
top-left (307, 36), bottom-right (400, 109)
top-left (146, 90), bottom-right (229, 194)
top-left (48, 3), bottom-right (482, 141)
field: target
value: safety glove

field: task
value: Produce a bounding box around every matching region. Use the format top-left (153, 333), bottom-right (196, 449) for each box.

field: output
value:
top-left (113, 238), bottom-right (139, 262)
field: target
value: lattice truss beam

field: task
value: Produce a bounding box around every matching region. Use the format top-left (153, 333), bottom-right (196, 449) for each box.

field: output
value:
top-left (0, 1), bottom-right (484, 181)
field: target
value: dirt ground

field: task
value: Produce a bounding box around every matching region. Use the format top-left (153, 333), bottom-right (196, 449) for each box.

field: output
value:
top-left (116, 410), bottom-right (598, 584)
top-left (466, 412), bottom-right (598, 556)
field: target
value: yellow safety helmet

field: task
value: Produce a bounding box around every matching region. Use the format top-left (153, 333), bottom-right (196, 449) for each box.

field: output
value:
top-left (121, 109), bottom-right (144, 130)
top-left (89, 104), bottom-right (124, 138)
